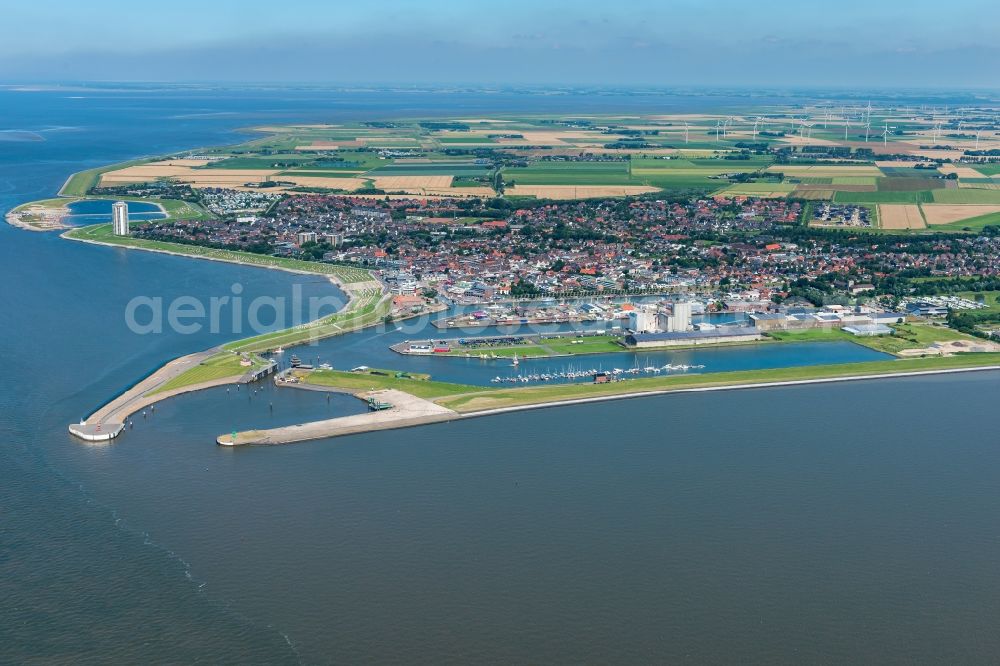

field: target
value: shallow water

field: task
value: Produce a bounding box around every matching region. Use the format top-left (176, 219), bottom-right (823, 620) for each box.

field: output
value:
top-left (4, 85), bottom-right (1000, 664)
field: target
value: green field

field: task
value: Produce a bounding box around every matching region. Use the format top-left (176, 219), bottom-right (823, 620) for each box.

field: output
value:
top-left (153, 198), bottom-right (216, 221)
top-left (958, 291), bottom-right (1000, 313)
top-left (63, 223), bottom-right (373, 282)
top-left (832, 176), bottom-right (878, 186)
top-left (716, 183), bottom-right (796, 196)
top-left (768, 323), bottom-right (978, 355)
top-left (151, 352), bottom-right (261, 395)
top-left (202, 156), bottom-right (319, 169)
top-left (877, 177), bottom-right (943, 192)
top-left (299, 368), bottom-right (477, 399)
top-left (503, 162), bottom-right (632, 185)
top-left (932, 188), bottom-right (1000, 204)
top-left (972, 165), bottom-right (1000, 177)
top-left (369, 163), bottom-right (492, 176)
top-left (834, 190), bottom-right (934, 204)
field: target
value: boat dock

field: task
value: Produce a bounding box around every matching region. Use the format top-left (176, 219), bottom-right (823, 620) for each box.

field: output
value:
top-left (216, 389), bottom-right (458, 446)
top-left (390, 330), bottom-right (613, 356)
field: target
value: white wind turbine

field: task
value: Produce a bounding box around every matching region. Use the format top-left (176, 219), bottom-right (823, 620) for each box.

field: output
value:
top-left (882, 123), bottom-right (895, 148)
top-left (975, 129), bottom-right (982, 151)
top-left (684, 121), bottom-right (690, 144)
top-left (715, 120), bottom-right (722, 141)
top-left (864, 122), bottom-right (871, 143)
top-left (844, 117), bottom-right (852, 141)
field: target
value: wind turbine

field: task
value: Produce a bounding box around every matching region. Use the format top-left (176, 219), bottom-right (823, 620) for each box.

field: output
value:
top-left (864, 122), bottom-right (871, 143)
top-left (882, 123), bottom-right (894, 148)
top-left (866, 100), bottom-right (873, 124)
top-left (975, 129), bottom-right (982, 151)
top-left (715, 120), bottom-right (722, 142)
top-left (844, 117), bottom-right (852, 141)
top-left (752, 117), bottom-right (762, 141)
top-left (684, 121), bottom-right (690, 144)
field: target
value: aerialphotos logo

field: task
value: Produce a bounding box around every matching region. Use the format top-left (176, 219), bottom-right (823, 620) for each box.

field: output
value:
top-left (124, 283), bottom-right (346, 336)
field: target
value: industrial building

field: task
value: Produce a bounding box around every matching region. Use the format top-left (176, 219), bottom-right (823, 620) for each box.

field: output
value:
top-left (627, 308), bottom-right (658, 333)
top-left (657, 301), bottom-right (693, 333)
top-left (624, 328), bottom-right (763, 348)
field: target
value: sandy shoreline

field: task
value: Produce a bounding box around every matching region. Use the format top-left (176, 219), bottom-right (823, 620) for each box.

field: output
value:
top-left (5, 201), bottom-right (73, 231)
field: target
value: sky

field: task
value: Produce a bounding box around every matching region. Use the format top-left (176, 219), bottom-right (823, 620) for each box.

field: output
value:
top-left (3, 0), bottom-right (998, 88)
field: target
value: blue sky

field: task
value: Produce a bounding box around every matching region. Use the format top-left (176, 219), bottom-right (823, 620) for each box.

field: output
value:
top-left (3, 0), bottom-right (998, 87)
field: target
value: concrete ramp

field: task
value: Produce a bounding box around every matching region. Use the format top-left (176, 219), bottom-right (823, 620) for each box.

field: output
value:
top-left (217, 389), bottom-right (457, 446)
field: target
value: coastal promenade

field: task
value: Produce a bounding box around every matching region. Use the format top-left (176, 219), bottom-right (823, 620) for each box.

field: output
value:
top-left (216, 389), bottom-right (458, 446)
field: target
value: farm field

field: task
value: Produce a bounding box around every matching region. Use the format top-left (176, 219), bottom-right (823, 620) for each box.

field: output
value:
top-left (52, 112), bottom-right (1000, 207)
top-left (879, 204), bottom-right (926, 229)
top-left (921, 204), bottom-right (1000, 226)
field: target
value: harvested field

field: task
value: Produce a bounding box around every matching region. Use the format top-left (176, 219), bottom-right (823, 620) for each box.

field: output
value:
top-left (282, 176), bottom-right (368, 191)
top-left (959, 182), bottom-right (1000, 190)
top-left (768, 165), bottom-right (883, 177)
top-left (938, 164), bottom-right (990, 179)
top-left (372, 175), bottom-right (453, 190)
top-left (100, 163), bottom-right (287, 187)
top-left (921, 204), bottom-right (1000, 226)
top-left (910, 149), bottom-right (968, 160)
top-left (796, 183), bottom-right (875, 193)
top-left (420, 187), bottom-right (496, 198)
top-left (506, 185), bottom-right (659, 199)
top-left (879, 204), bottom-right (926, 229)
top-left (294, 142), bottom-right (340, 151)
top-left (775, 135), bottom-right (839, 146)
top-left (494, 131), bottom-right (606, 145)
top-left (173, 171), bottom-right (279, 187)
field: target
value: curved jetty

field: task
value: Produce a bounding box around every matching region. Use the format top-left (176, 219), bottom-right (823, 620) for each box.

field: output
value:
top-left (67, 347), bottom-right (267, 441)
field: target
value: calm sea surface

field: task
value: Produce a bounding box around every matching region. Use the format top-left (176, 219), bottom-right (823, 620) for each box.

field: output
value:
top-left (3, 85), bottom-right (1000, 664)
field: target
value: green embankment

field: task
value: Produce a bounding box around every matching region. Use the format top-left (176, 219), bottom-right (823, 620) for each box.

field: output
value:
top-left (300, 369), bottom-right (478, 399)
top-left (63, 223), bottom-right (373, 283)
top-left (150, 352), bottom-right (261, 395)
top-left (434, 353), bottom-right (1000, 413)
top-left (768, 323), bottom-right (978, 355)
top-left (223, 289), bottom-right (387, 354)
top-left (59, 158), bottom-right (155, 196)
